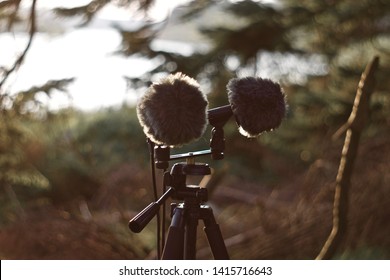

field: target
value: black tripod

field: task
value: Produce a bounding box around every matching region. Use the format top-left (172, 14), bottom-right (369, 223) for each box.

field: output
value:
top-left (129, 107), bottom-right (232, 259)
top-left (129, 161), bottom-right (229, 259)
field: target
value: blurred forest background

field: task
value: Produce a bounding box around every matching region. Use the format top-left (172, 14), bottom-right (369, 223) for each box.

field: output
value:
top-left (0, 0), bottom-right (389, 259)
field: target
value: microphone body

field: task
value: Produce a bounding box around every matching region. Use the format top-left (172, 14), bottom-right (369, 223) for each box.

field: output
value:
top-left (136, 72), bottom-right (208, 146)
top-left (208, 105), bottom-right (233, 127)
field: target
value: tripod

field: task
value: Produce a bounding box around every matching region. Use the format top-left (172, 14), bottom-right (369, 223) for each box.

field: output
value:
top-left (129, 161), bottom-right (229, 259)
top-left (130, 110), bottom-right (232, 259)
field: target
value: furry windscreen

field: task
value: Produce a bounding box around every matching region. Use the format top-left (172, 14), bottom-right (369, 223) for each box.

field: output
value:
top-left (227, 77), bottom-right (287, 137)
top-left (137, 72), bottom-right (208, 146)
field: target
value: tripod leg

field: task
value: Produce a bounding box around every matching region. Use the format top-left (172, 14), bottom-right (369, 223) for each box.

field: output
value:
top-left (161, 205), bottom-right (185, 260)
top-left (201, 206), bottom-right (230, 260)
top-left (184, 208), bottom-right (199, 260)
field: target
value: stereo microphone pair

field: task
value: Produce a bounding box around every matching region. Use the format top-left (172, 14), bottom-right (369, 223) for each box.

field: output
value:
top-left (136, 72), bottom-right (287, 147)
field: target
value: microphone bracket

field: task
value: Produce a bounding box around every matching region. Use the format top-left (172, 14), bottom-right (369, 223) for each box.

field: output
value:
top-left (210, 126), bottom-right (225, 160)
top-left (154, 125), bottom-right (226, 169)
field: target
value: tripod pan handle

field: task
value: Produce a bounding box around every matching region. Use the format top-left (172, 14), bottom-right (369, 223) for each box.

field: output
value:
top-left (129, 202), bottom-right (159, 233)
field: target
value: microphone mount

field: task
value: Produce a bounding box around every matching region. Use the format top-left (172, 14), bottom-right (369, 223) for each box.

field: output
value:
top-left (154, 115), bottom-right (230, 169)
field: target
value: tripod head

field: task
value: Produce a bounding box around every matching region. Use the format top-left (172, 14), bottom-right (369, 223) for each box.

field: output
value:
top-left (128, 160), bottom-right (211, 233)
top-left (166, 162), bottom-right (210, 202)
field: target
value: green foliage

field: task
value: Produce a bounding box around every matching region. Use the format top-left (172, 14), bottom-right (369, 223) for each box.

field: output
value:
top-left (64, 106), bottom-right (149, 173)
top-left (0, 79), bottom-right (75, 190)
top-left (22, 106), bottom-right (149, 203)
top-left (0, 117), bottom-right (48, 189)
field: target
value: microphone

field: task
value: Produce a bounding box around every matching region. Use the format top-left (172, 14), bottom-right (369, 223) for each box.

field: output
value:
top-left (136, 72), bottom-right (208, 146)
top-left (209, 77), bottom-right (286, 137)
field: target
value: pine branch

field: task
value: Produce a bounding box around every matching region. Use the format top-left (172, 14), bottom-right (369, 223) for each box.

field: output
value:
top-left (0, 0), bottom-right (37, 89)
top-left (53, 0), bottom-right (109, 26)
top-left (9, 78), bottom-right (75, 114)
top-left (316, 56), bottom-right (380, 260)
top-left (15, 78), bottom-right (75, 97)
top-left (53, 0), bottom-right (154, 26)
